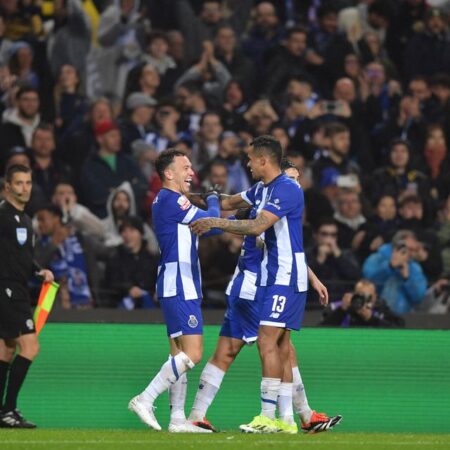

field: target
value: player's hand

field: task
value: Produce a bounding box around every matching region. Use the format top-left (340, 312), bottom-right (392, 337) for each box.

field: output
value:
top-left (190, 218), bottom-right (215, 236)
top-left (311, 277), bottom-right (329, 306)
top-left (202, 184), bottom-right (221, 201)
top-left (38, 269), bottom-right (54, 283)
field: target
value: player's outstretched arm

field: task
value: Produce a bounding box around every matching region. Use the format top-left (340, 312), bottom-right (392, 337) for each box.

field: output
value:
top-left (190, 210), bottom-right (278, 236)
top-left (308, 267), bottom-right (329, 306)
top-left (220, 193), bottom-right (252, 211)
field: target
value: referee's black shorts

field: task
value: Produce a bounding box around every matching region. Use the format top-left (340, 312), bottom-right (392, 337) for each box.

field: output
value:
top-left (0, 293), bottom-right (35, 340)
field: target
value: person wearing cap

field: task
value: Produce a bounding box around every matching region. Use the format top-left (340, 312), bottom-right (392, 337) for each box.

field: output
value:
top-left (80, 119), bottom-right (147, 218)
top-left (119, 92), bottom-right (157, 154)
top-left (404, 6), bottom-right (450, 81)
top-left (105, 216), bottom-right (158, 309)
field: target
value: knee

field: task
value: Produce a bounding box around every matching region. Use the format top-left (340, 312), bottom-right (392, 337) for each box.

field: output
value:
top-left (1, 344), bottom-right (16, 363)
top-left (257, 335), bottom-right (277, 357)
top-left (186, 348), bottom-right (203, 366)
top-left (20, 341), bottom-right (40, 360)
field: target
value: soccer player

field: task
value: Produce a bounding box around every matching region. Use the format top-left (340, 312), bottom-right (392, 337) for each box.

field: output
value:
top-left (128, 148), bottom-right (221, 432)
top-left (190, 135), bottom-right (322, 433)
top-left (0, 165), bottom-right (54, 428)
top-left (188, 158), bottom-right (341, 433)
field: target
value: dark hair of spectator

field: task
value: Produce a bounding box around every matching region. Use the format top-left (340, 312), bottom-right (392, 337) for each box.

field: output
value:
top-left (214, 24), bottom-right (234, 37)
top-left (315, 217), bottom-right (338, 232)
top-left (178, 80), bottom-right (203, 95)
top-left (286, 26), bottom-right (308, 40)
top-left (429, 73), bottom-right (450, 89)
top-left (399, 194), bottom-right (422, 208)
top-left (324, 122), bottom-right (349, 139)
top-left (207, 158), bottom-right (228, 174)
top-left (389, 138), bottom-right (411, 153)
top-left (280, 158), bottom-right (296, 171)
top-left (317, 5), bottom-right (337, 19)
top-left (200, 111), bottom-right (221, 127)
top-left (36, 204), bottom-right (64, 221)
top-left (155, 148), bottom-right (189, 180)
top-left (147, 30), bottom-right (169, 47)
top-left (409, 75), bottom-right (429, 86)
top-left (368, 0), bottom-right (394, 20)
top-left (16, 85), bottom-right (38, 99)
top-left (250, 135), bottom-right (283, 165)
top-left (32, 122), bottom-right (54, 138)
top-left (5, 164), bottom-right (31, 183)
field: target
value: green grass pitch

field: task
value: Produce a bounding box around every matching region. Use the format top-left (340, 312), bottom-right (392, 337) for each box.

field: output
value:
top-left (1, 430), bottom-right (450, 450)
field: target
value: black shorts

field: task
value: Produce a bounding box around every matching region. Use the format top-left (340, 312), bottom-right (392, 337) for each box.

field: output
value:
top-left (0, 295), bottom-right (35, 340)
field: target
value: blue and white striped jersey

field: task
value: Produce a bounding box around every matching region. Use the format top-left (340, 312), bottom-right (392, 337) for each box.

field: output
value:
top-left (152, 188), bottom-right (219, 300)
top-left (243, 174), bottom-right (308, 292)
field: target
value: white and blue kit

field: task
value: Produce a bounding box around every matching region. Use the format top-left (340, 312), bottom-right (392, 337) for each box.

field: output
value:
top-left (152, 189), bottom-right (220, 338)
top-left (222, 174), bottom-right (308, 335)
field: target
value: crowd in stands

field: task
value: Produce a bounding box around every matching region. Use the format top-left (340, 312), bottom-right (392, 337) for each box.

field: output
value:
top-left (1, 0), bottom-right (450, 322)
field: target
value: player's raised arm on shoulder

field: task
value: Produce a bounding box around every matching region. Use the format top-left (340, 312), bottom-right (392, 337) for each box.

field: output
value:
top-left (190, 210), bottom-right (279, 237)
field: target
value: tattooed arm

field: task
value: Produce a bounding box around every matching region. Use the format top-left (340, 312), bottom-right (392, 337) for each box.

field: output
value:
top-left (190, 210), bottom-right (279, 236)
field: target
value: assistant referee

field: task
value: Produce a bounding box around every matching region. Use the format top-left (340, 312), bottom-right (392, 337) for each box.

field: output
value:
top-left (0, 165), bottom-right (54, 429)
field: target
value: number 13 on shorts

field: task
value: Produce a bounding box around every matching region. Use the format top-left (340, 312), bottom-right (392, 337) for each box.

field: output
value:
top-left (272, 295), bottom-right (286, 313)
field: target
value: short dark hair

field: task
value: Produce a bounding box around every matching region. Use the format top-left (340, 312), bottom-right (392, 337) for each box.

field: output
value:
top-left (429, 73), bottom-right (450, 89)
top-left (32, 122), bottom-right (54, 139)
top-left (208, 159), bottom-right (228, 173)
top-left (5, 164), bottom-right (31, 183)
top-left (155, 148), bottom-right (188, 180)
top-left (324, 122), bottom-right (349, 139)
top-left (399, 194), bottom-right (422, 208)
top-left (16, 86), bottom-right (39, 99)
top-left (250, 135), bottom-right (283, 165)
top-left (315, 217), bottom-right (338, 232)
top-left (286, 26), bottom-right (307, 40)
top-left (36, 204), bottom-right (63, 221)
top-left (389, 138), bottom-right (411, 153)
top-left (280, 158), bottom-right (296, 171)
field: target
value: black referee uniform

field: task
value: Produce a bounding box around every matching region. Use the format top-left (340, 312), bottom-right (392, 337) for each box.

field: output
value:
top-left (0, 199), bottom-right (39, 339)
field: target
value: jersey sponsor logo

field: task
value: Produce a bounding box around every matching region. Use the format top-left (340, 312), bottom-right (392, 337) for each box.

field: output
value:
top-left (16, 227), bottom-right (27, 245)
top-left (177, 195), bottom-right (191, 211)
top-left (188, 314), bottom-right (198, 328)
top-left (25, 319), bottom-right (34, 330)
top-left (266, 202), bottom-right (281, 210)
top-left (14, 215), bottom-right (20, 223)
top-left (153, 195), bottom-right (159, 205)
top-left (5, 288), bottom-right (12, 298)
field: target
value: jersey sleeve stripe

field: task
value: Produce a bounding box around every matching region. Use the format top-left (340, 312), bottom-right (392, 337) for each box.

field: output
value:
top-left (181, 206), bottom-right (199, 224)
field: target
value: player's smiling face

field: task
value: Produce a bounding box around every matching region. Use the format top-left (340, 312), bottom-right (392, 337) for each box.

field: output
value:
top-left (167, 155), bottom-right (194, 193)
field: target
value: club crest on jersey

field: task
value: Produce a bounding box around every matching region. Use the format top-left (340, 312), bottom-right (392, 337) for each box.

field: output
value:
top-left (16, 228), bottom-right (27, 245)
top-left (25, 319), bottom-right (34, 330)
top-left (188, 314), bottom-right (198, 328)
top-left (14, 215), bottom-right (20, 223)
top-left (5, 288), bottom-right (12, 298)
top-left (177, 195), bottom-right (191, 210)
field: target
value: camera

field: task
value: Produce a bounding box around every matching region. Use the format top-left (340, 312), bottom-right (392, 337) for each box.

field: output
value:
top-left (350, 293), bottom-right (372, 311)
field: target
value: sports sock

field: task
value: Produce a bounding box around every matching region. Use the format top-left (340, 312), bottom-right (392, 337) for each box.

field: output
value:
top-left (4, 355), bottom-right (32, 412)
top-left (189, 362), bottom-right (225, 421)
top-left (260, 377), bottom-right (281, 419)
top-left (169, 370), bottom-right (188, 422)
top-left (140, 352), bottom-right (194, 406)
top-left (292, 366), bottom-right (312, 423)
top-left (278, 382), bottom-right (295, 425)
top-left (0, 361), bottom-right (10, 410)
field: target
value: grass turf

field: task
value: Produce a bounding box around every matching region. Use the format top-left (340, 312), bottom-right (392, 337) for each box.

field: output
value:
top-left (1, 430), bottom-right (449, 450)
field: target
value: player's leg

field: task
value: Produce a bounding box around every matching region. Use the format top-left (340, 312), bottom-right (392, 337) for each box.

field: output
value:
top-left (275, 330), bottom-right (297, 433)
top-left (189, 335), bottom-right (245, 426)
top-left (167, 338), bottom-right (188, 426)
top-left (289, 342), bottom-right (343, 433)
top-left (0, 339), bottom-right (15, 412)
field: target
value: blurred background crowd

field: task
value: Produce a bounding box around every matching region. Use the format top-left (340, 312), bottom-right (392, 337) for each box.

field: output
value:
top-left (1, 0), bottom-right (450, 325)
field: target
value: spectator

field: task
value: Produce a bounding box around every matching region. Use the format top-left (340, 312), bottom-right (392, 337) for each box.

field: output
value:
top-left (0, 13), bottom-right (12, 66)
top-left (47, 0), bottom-right (92, 81)
top-left (119, 92), bottom-right (157, 154)
top-left (175, 0), bottom-right (252, 64)
top-left (306, 218), bottom-right (361, 303)
top-left (7, 41), bottom-right (39, 89)
top-left (1, 0), bottom-right (43, 40)
top-left (403, 7), bottom-right (450, 81)
top-left (263, 26), bottom-right (309, 97)
top-left (243, 98), bottom-right (279, 136)
top-left (321, 278), bottom-right (404, 327)
top-left (221, 79), bottom-right (249, 132)
top-left (438, 194), bottom-right (450, 277)
top-left (216, 131), bottom-right (250, 194)
top-left (30, 123), bottom-right (71, 200)
top-left (191, 111), bottom-right (223, 170)
top-left (214, 25), bottom-right (254, 98)
top-left (175, 81), bottom-right (208, 134)
top-left (51, 181), bottom-right (104, 240)
top-left (175, 40), bottom-right (231, 105)
top-left (53, 64), bottom-right (88, 138)
top-left (368, 138), bottom-right (431, 204)
top-left (102, 181), bottom-right (158, 255)
top-left (352, 195), bottom-right (399, 263)
top-left (80, 119), bottom-right (147, 218)
top-left (105, 216), bottom-right (158, 309)
top-left (363, 230), bottom-right (428, 314)
top-left (123, 63), bottom-right (161, 102)
top-left (34, 204), bottom-right (108, 309)
top-left (333, 188), bottom-right (366, 249)
top-left (0, 86), bottom-right (40, 159)
top-left (202, 158), bottom-right (228, 194)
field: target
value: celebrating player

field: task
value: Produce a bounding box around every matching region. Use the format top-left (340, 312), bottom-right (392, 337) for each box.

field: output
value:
top-left (0, 165), bottom-right (54, 428)
top-left (128, 148), bottom-right (220, 432)
top-left (188, 156), bottom-right (341, 433)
